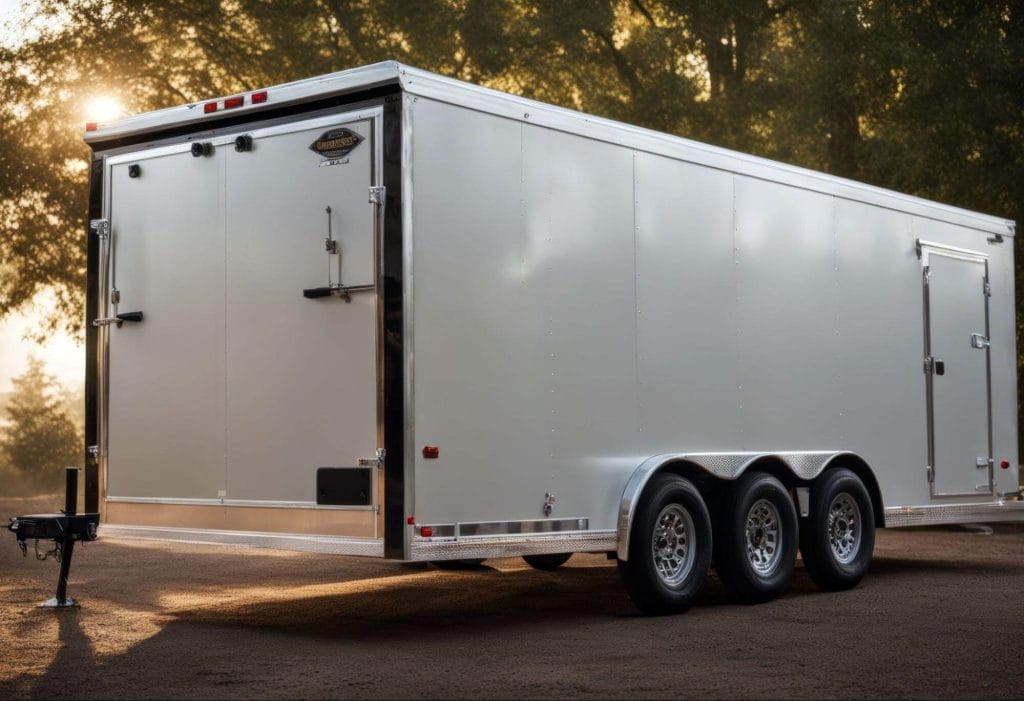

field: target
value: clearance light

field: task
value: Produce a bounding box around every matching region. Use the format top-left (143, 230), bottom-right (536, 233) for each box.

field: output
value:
top-left (1000, 460), bottom-right (1010, 469)
top-left (203, 101), bottom-right (218, 114)
top-left (85, 122), bottom-right (98, 132)
top-left (407, 516), bottom-right (416, 525)
top-left (419, 526), bottom-right (434, 538)
top-left (251, 91), bottom-right (268, 104)
top-left (422, 445), bottom-right (440, 459)
top-left (224, 96), bottom-right (244, 109)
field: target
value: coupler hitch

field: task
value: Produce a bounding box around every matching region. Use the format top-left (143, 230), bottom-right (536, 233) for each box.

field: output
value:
top-left (8, 467), bottom-right (99, 608)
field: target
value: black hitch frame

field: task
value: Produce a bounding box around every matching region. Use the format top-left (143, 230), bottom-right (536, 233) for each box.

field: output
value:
top-left (8, 467), bottom-right (99, 607)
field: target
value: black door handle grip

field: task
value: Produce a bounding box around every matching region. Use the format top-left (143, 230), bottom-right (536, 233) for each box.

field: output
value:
top-left (303, 287), bottom-right (334, 299)
top-left (934, 359), bottom-right (945, 376)
top-left (116, 311), bottom-right (144, 323)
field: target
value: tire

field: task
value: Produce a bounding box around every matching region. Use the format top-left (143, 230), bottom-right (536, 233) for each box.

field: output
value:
top-left (799, 468), bottom-right (875, 591)
top-left (523, 553), bottom-right (572, 570)
top-left (431, 559), bottom-right (485, 570)
top-left (617, 473), bottom-right (712, 615)
top-left (713, 471), bottom-right (798, 604)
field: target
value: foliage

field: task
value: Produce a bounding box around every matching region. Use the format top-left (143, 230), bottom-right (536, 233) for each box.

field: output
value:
top-left (0, 356), bottom-right (81, 491)
top-left (1, 0), bottom-right (1022, 440)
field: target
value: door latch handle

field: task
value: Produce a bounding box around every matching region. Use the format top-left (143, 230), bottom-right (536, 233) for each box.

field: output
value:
top-left (934, 359), bottom-right (945, 376)
top-left (970, 333), bottom-right (990, 349)
top-left (92, 311), bottom-right (144, 327)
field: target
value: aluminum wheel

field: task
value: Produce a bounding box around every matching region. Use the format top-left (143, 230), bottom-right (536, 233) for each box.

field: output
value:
top-left (745, 498), bottom-right (782, 575)
top-left (651, 504), bottom-right (696, 586)
top-left (827, 493), bottom-right (861, 564)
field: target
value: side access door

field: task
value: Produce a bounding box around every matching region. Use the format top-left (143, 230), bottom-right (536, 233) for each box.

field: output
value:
top-left (919, 240), bottom-right (993, 498)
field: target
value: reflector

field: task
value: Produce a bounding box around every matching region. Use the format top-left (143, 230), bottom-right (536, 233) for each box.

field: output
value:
top-left (203, 102), bottom-right (217, 114)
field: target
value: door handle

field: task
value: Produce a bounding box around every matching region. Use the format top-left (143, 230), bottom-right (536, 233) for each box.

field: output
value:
top-left (92, 311), bottom-right (144, 327)
top-left (934, 359), bottom-right (945, 376)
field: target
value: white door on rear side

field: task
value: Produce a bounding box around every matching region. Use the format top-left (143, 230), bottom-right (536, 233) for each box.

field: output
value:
top-left (103, 110), bottom-right (380, 507)
top-left (224, 115), bottom-right (379, 502)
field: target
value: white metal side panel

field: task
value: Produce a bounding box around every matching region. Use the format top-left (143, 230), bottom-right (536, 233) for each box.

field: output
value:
top-left (634, 153), bottom-right (740, 449)
top-left (531, 124), bottom-right (639, 527)
top-left (407, 101), bottom-right (548, 523)
top-left (733, 177), bottom-right (840, 449)
top-left (410, 99), bottom-right (639, 528)
top-left (224, 116), bottom-right (378, 502)
top-left (106, 152), bottom-right (226, 498)
top-left (833, 199), bottom-right (924, 507)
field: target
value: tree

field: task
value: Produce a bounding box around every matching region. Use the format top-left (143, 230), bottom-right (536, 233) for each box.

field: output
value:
top-left (0, 356), bottom-right (81, 489)
top-left (2, 1), bottom-right (1023, 450)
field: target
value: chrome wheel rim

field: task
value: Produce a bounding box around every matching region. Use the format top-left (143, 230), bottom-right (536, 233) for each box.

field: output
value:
top-left (828, 493), bottom-right (861, 564)
top-left (651, 504), bottom-right (696, 586)
top-left (745, 498), bottom-right (782, 576)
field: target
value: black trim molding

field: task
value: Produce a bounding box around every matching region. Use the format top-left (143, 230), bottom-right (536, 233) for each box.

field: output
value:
top-left (83, 158), bottom-right (103, 514)
top-left (381, 95), bottom-right (406, 559)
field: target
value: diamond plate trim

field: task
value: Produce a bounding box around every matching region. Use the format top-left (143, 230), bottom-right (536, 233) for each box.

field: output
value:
top-left (884, 501), bottom-right (1024, 528)
top-left (409, 531), bottom-right (617, 561)
top-left (99, 525), bottom-right (385, 557)
top-left (683, 451), bottom-right (840, 480)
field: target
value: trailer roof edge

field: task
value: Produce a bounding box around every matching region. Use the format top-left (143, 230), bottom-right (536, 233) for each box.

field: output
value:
top-left (83, 60), bottom-right (1015, 237)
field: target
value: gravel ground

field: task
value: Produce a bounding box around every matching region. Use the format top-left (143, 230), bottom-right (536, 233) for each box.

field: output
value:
top-left (1, 494), bottom-right (1023, 699)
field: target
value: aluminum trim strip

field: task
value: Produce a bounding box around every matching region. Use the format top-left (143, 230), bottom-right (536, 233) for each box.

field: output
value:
top-left (409, 530), bottom-right (617, 561)
top-left (105, 496), bottom-right (375, 511)
top-left (417, 518), bottom-right (590, 538)
top-left (99, 524), bottom-right (385, 556)
top-left (884, 502), bottom-right (1024, 528)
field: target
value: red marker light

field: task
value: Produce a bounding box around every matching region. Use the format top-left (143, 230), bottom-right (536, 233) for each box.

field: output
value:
top-left (422, 445), bottom-right (440, 459)
top-left (420, 526), bottom-right (434, 538)
top-left (224, 96), bottom-right (244, 109)
top-left (407, 516), bottom-right (416, 525)
top-left (85, 122), bottom-right (98, 132)
top-left (203, 101), bottom-right (218, 114)
top-left (251, 91), bottom-right (268, 104)
top-left (1000, 459), bottom-right (1010, 470)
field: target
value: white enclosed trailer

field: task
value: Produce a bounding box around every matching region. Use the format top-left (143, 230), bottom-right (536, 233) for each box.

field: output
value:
top-left (80, 62), bottom-right (1021, 613)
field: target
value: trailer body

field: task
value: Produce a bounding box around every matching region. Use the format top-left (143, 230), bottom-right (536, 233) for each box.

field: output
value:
top-left (82, 62), bottom-right (1021, 570)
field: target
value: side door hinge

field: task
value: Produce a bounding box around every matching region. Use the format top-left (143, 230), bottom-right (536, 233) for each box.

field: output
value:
top-left (368, 186), bottom-right (386, 206)
top-left (983, 280), bottom-right (992, 297)
top-left (926, 464), bottom-right (934, 483)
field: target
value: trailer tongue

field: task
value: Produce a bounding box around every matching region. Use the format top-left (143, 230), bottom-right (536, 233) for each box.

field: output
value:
top-left (8, 468), bottom-right (99, 608)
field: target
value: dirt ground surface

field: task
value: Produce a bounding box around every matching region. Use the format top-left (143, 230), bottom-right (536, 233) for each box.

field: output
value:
top-left (1, 495), bottom-right (1023, 699)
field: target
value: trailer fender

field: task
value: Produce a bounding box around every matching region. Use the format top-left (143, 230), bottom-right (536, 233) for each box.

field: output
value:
top-left (616, 450), bottom-right (877, 561)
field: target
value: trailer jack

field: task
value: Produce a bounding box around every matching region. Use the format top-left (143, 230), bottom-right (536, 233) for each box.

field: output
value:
top-left (7, 467), bottom-right (99, 608)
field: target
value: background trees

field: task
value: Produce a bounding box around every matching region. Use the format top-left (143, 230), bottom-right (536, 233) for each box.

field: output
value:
top-left (1, 0), bottom-right (1022, 447)
top-left (0, 357), bottom-right (81, 492)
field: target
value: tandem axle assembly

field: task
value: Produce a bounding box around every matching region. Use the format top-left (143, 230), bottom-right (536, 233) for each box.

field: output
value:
top-left (7, 467), bottom-right (99, 608)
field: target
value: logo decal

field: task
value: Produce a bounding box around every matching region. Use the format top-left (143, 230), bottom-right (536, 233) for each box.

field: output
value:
top-left (309, 128), bottom-right (364, 161)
